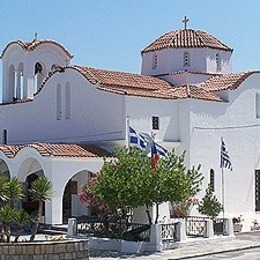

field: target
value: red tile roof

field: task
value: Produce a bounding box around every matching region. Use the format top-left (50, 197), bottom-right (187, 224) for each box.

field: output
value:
top-left (142, 29), bottom-right (233, 53)
top-left (1, 39), bottom-right (73, 58)
top-left (38, 65), bottom-right (225, 102)
top-left (0, 143), bottom-right (111, 158)
top-left (200, 71), bottom-right (259, 92)
top-left (172, 85), bottom-right (225, 102)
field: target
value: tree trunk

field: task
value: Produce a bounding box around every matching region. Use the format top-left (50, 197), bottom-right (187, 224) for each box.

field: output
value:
top-left (155, 203), bottom-right (159, 224)
top-left (30, 201), bottom-right (43, 242)
top-left (145, 204), bottom-right (152, 225)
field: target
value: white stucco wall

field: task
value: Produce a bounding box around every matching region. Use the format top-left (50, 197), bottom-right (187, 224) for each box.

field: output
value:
top-left (0, 68), bottom-right (126, 145)
top-left (141, 48), bottom-right (232, 76)
top-left (188, 73), bottom-right (260, 221)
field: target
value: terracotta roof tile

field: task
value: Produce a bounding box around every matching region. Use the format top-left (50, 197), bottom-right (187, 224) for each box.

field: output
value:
top-left (38, 65), bottom-right (227, 102)
top-left (1, 39), bottom-right (73, 58)
top-left (0, 143), bottom-right (111, 158)
top-left (171, 85), bottom-right (225, 102)
top-left (142, 29), bottom-right (233, 53)
top-left (200, 71), bottom-right (259, 92)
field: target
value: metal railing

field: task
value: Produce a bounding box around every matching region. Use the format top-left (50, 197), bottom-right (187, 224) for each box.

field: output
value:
top-left (76, 216), bottom-right (150, 242)
top-left (186, 216), bottom-right (207, 237)
top-left (161, 223), bottom-right (178, 242)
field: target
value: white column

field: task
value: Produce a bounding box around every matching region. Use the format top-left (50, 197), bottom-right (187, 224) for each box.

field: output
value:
top-left (45, 195), bottom-right (63, 224)
top-left (149, 224), bottom-right (163, 252)
top-left (224, 218), bottom-right (234, 236)
top-left (204, 219), bottom-right (214, 238)
top-left (176, 219), bottom-right (186, 241)
top-left (67, 218), bottom-right (77, 237)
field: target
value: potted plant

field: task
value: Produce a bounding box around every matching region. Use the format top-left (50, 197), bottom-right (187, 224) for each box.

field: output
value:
top-left (232, 215), bottom-right (243, 232)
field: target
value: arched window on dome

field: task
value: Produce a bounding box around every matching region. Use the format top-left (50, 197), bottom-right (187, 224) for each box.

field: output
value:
top-left (183, 51), bottom-right (190, 67)
top-left (216, 53), bottom-right (221, 71)
top-left (3, 129), bottom-right (7, 145)
top-left (34, 62), bottom-right (45, 93)
top-left (152, 53), bottom-right (158, 70)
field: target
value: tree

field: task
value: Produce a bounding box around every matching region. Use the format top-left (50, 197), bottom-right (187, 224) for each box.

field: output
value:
top-left (83, 147), bottom-right (203, 224)
top-left (13, 210), bottom-right (33, 242)
top-left (0, 175), bottom-right (9, 203)
top-left (29, 176), bottom-right (53, 241)
top-left (0, 205), bottom-right (16, 242)
top-left (198, 184), bottom-right (223, 220)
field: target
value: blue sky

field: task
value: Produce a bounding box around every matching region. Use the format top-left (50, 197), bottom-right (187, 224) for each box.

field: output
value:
top-left (0, 0), bottom-right (259, 76)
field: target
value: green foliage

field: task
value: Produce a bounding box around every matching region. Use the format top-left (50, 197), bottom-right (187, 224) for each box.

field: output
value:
top-left (29, 176), bottom-right (53, 241)
top-left (86, 147), bottom-right (203, 224)
top-left (29, 176), bottom-right (53, 202)
top-left (198, 184), bottom-right (223, 220)
top-left (0, 175), bottom-right (9, 202)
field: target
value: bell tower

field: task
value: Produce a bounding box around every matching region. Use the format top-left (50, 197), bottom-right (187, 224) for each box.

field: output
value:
top-left (1, 36), bottom-right (73, 103)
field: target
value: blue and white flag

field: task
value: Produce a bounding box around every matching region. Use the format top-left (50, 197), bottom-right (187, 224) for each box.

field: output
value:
top-left (152, 141), bottom-right (168, 157)
top-left (129, 126), bottom-right (148, 150)
top-left (220, 139), bottom-right (233, 171)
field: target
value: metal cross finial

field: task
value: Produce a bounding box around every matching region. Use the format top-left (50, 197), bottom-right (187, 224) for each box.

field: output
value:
top-left (34, 32), bottom-right (38, 40)
top-left (182, 16), bottom-right (189, 30)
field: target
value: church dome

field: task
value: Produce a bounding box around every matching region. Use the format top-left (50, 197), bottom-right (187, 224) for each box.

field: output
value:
top-left (141, 29), bottom-right (233, 54)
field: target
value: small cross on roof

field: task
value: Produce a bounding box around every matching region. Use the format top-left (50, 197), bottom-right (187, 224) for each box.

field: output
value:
top-left (182, 16), bottom-right (189, 30)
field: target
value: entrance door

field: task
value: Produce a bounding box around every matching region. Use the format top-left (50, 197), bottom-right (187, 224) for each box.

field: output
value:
top-left (255, 170), bottom-right (260, 211)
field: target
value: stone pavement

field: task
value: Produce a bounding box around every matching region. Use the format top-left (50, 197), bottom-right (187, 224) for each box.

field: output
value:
top-left (90, 231), bottom-right (260, 260)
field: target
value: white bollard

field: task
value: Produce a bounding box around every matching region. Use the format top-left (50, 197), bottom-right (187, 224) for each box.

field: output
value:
top-left (67, 218), bottom-right (77, 237)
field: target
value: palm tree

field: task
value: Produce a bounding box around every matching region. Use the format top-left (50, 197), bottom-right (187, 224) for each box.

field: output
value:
top-left (0, 205), bottom-right (16, 243)
top-left (13, 209), bottom-right (33, 242)
top-left (0, 175), bottom-right (9, 203)
top-left (7, 178), bottom-right (24, 207)
top-left (29, 176), bottom-right (53, 241)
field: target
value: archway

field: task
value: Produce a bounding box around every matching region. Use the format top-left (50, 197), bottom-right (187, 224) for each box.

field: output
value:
top-left (0, 159), bottom-right (10, 179)
top-left (62, 170), bottom-right (93, 223)
top-left (17, 157), bottom-right (45, 220)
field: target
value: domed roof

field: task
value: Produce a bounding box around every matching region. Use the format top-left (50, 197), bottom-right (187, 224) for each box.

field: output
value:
top-left (141, 29), bottom-right (233, 53)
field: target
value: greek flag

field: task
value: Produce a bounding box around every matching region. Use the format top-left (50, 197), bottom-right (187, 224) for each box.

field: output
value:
top-left (152, 141), bottom-right (168, 157)
top-left (129, 126), bottom-right (148, 150)
top-left (220, 139), bottom-right (233, 171)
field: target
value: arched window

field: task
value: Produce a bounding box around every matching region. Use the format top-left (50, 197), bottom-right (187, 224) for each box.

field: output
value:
top-left (65, 82), bottom-right (71, 120)
top-left (183, 51), bottom-right (190, 67)
top-left (216, 53), bottom-right (221, 71)
top-left (8, 65), bottom-right (15, 102)
top-left (16, 63), bottom-right (24, 100)
top-left (34, 62), bottom-right (44, 92)
top-left (3, 129), bottom-right (7, 145)
top-left (152, 53), bottom-right (158, 70)
top-left (56, 84), bottom-right (62, 120)
top-left (210, 169), bottom-right (215, 191)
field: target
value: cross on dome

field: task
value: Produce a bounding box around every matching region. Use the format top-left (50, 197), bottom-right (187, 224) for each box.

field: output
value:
top-left (182, 16), bottom-right (189, 30)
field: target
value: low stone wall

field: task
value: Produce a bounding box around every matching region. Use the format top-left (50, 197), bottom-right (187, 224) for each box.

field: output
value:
top-left (0, 239), bottom-right (89, 260)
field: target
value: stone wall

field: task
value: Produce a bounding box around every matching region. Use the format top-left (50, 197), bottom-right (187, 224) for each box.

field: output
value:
top-left (0, 239), bottom-right (89, 260)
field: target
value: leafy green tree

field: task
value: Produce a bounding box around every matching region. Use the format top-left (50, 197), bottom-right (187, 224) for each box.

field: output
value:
top-left (29, 176), bottom-right (53, 241)
top-left (198, 184), bottom-right (223, 220)
top-left (85, 147), bottom-right (203, 224)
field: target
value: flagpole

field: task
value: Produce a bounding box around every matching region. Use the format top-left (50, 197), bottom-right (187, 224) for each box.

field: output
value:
top-left (126, 115), bottom-right (130, 148)
top-left (221, 137), bottom-right (225, 220)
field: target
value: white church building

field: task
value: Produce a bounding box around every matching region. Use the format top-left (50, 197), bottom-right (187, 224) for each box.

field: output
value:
top-left (0, 23), bottom-right (260, 230)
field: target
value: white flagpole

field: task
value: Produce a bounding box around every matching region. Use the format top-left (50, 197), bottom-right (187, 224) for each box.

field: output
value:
top-left (126, 115), bottom-right (130, 148)
top-left (221, 137), bottom-right (225, 220)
